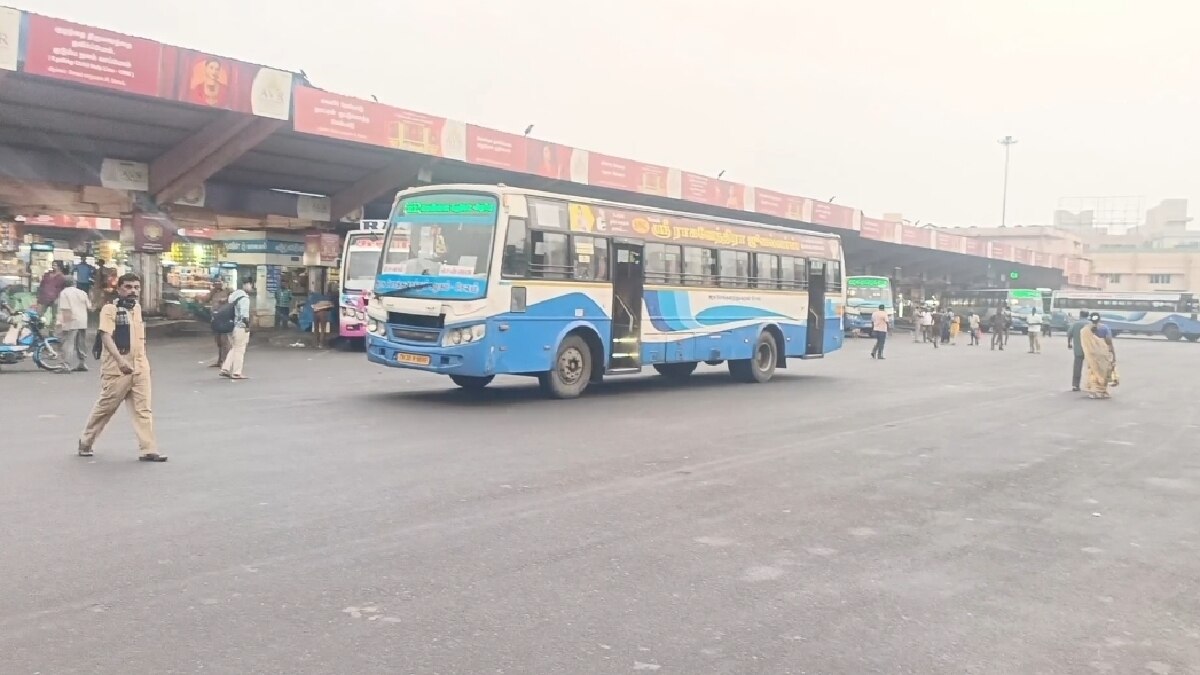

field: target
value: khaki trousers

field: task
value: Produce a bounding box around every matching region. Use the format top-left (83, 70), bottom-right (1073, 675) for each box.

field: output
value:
top-left (80, 371), bottom-right (157, 453)
top-left (222, 326), bottom-right (249, 376)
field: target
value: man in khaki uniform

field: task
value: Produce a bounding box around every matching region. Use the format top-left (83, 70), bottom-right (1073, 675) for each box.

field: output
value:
top-left (78, 273), bottom-right (167, 462)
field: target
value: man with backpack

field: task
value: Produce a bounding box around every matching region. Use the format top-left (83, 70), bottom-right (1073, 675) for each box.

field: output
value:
top-left (207, 280), bottom-right (231, 368)
top-left (219, 277), bottom-right (254, 380)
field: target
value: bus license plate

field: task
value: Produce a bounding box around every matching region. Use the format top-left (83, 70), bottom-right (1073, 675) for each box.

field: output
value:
top-left (396, 352), bottom-right (431, 366)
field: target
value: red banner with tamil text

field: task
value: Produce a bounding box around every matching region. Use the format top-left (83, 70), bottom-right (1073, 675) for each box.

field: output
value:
top-left (23, 14), bottom-right (162, 96)
top-left (810, 201), bottom-right (855, 229)
top-left (466, 126), bottom-right (526, 171)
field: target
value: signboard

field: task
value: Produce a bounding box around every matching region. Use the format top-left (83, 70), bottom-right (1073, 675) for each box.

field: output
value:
top-left (810, 201), bottom-right (855, 229)
top-left (23, 14), bottom-right (163, 96)
top-left (222, 240), bottom-right (306, 255)
top-left (526, 139), bottom-right (572, 181)
top-left (565, 201), bottom-right (839, 259)
top-left (19, 214), bottom-right (121, 231)
top-left (465, 125), bottom-right (526, 171)
top-left (0, 7), bottom-right (20, 72)
top-left (130, 212), bottom-right (174, 253)
top-left (265, 265), bottom-right (281, 294)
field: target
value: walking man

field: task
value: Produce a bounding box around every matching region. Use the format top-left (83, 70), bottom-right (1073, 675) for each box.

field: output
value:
top-left (220, 277), bottom-right (254, 380)
top-left (207, 280), bottom-right (231, 368)
top-left (869, 304), bottom-right (889, 359)
top-left (968, 311), bottom-right (981, 346)
top-left (56, 277), bottom-right (91, 372)
top-left (1066, 309), bottom-right (1090, 391)
top-left (920, 308), bottom-right (934, 343)
top-left (77, 273), bottom-right (166, 461)
top-left (36, 263), bottom-right (67, 335)
top-left (1026, 310), bottom-right (1043, 354)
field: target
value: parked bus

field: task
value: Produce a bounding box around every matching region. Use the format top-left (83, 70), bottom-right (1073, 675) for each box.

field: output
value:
top-left (337, 222), bottom-right (387, 339)
top-left (844, 276), bottom-right (893, 336)
top-left (941, 288), bottom-right (1044, 333)
top-left (365, 185), bottom-right (846, 398)
top-left (1049, 291), bottom-right (1200, 341)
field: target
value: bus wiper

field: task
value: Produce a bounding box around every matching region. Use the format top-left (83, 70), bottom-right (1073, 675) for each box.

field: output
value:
top-left (377, 283), bottom-right (435, 297)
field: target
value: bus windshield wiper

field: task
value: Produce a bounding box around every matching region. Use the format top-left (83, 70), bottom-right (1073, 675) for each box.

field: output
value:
top-left (377, 282), bottom-right (435, 297)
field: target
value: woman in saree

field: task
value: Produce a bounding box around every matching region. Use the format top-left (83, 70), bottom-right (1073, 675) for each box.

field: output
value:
top-left (1081, 312), bottom-right (1116, 399)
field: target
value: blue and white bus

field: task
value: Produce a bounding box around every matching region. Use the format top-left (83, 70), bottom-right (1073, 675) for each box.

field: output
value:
top-left (844, 276), bottom-right (894, 335)
top-left (1050, 290), bottom-right (1200, 341)
top-left (365, 185), bottom-right (847, 398)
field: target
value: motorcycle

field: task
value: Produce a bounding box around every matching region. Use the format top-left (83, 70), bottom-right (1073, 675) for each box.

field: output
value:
top-left (0, 304), bottom-right (69, 373)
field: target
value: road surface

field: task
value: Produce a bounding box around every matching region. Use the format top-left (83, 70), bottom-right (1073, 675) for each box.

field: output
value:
top-left (2, 334), bottom-right (1198, 674)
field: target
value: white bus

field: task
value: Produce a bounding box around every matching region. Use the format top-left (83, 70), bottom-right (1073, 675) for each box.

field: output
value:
top-left (1050, 290), bottom-right (1200, 341)
top-left (365, 185), bottom-right (847, 398)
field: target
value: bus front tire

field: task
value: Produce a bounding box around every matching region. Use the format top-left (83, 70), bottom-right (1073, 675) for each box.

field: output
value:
top-left (539, 335), bottom-right (592, 399)
top-left (1164, 324), bottom-right (1183, 341)
top-left (729, 332), bottom-right (777, 384)
top-left (1185, 334), bottom-right (1200, 342)
top-left (653, 362), bottom-right (698, 380)
top-left (450, 375), bottom-right (494, 390)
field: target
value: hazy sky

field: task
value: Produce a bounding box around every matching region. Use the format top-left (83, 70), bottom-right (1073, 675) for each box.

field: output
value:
top-left (14, 0), bottom-right (1200, 228)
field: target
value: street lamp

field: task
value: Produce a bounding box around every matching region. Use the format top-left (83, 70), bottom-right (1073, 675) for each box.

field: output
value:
top-left (998, 135), bottom-right (1018, 227)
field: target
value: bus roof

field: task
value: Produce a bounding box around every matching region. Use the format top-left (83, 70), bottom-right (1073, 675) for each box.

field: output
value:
top-left (391, 183), bottom-right (843, 242)
top-left (1053, 290), bottom-right (1188, 300)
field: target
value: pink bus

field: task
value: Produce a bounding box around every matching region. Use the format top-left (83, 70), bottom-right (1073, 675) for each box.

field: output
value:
top-left (338, 224), bottom-right (386, 339)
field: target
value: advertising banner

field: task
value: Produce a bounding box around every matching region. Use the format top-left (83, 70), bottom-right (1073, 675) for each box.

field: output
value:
top-left (753, 189), bottom-right (788, 218)
top-left (130, 212), bottom-right (174, 253)
top-left (293, 86), bottom-right (449, 157)
top-left (465, 125), bottom-right (526, 171)
top-left (859, 217), bottom-right (887, 241)
top-left (526, 139), bottom-right (572, 181)
top-left (23, 14), bottom-right (163, 96)
top-left (170, 49), bottom-right (293, 120)
top-left (810, 201), bottom-right (855, 229)
top-left (0, 7), bottom-right (19, 72)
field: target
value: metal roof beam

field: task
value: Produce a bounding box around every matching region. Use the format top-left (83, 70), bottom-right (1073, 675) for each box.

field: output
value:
top-left (150, 114), bottom-right (282, 205)
top-left (328, 159), bottom-right (421, 223)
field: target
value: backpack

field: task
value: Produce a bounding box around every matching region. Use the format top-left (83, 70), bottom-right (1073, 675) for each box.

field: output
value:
top-left (211, 297), bottom-right (237, 334)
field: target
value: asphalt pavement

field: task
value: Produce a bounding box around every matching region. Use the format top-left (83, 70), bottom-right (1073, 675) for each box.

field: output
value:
top-left (2, 332), bottom-right (1198, 674)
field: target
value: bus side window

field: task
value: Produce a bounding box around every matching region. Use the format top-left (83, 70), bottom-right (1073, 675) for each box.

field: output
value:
top-left (529, 231), bottom-right (571, 279)
top-left (683, 247), bottom-right (716, 286)
top-left (779, 256), bottom-right (796, 289)
top-left (794, 258), bottom-right (809, 289)
top-left (718, 250), bottom-right (749, 288)
top-left (572, 236), bottom-right (609, 281)
top-left (754, 253), bottom-right (779, 289)
top-left (827, 260), bottom-right (842, 290)
top-left (501, 217), bottom-right (529, 277)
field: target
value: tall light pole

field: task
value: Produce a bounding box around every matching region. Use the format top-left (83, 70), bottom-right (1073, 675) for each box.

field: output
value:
top-left (998, 135), bottom-right (1018, 227)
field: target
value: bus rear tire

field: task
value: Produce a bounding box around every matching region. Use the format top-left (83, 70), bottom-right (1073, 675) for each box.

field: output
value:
top-left (539, 335), bottom-right (592, 399)
top-left (450, 375), bottom-right (494, 390)
top-left (729, 332), bottom-right (777, 383)
top-left (1164, 324), bottom-right (1183, 341)
top-left (1186, 334), bottom-right (1200, 342)
top-left (653, 362), bottom-right (697, 380)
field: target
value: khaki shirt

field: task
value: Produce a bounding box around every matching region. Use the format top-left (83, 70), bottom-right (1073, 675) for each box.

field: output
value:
top-left (97, 302), bottom-right (149, 376)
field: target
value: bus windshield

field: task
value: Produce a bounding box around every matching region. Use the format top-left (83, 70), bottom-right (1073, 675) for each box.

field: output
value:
top-left (378, 193), bottom-right (499, 300)
top-left (342, 233), bottom-right (383, 291)
top-left (846, 278), bottom-right (893, 308)
top-left (1008, 290), bottom-right (1043, 316)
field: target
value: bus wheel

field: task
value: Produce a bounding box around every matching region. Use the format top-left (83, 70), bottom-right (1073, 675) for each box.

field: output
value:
top-left (1164, 324), bottom-right (1183, 341)
top-left (729, 332), bottom-right (777, 383)
top-left (653, 362), bottom-right (698, 380)
top-left (450, 375), bottom-right (494, 390)
top-left (539, 335), bottom-right (591, 399)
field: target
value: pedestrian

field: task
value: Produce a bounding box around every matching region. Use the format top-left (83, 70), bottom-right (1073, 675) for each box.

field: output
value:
top-left (950, 312), bottom-right (961, 344)
top-left (930, 309), bottom-right (942, 349)
top-left (869, 303), bottom-right (889, 359)
top-left (1026, 310), bottom-right (1043, 353)
top-left (274, 283), bottom-right (293, 329)
top-left (77, 273), bottom-right (166, 462)
top-left (74, 258), bottom-right (96, 294)
top-left (1080, 312), bottom-right (1116, 399)
top-left (1065, 309), bottom-right (1090, 392)
top-left (36, 263), bottom-right (67, 334)
top-left (968, 311), bottom-right (981, 346)
top-left (920, 308), bottom-right (934, 343)
top-left (56, 277), bottom-right (91, 372)
top-left (990, 305), bottom-right (1008, 351)
top-left (939, 308), bottom-right (952, 345)
top-left (206, 280), bottom-right (231, 368)
top-left (220, 277), bottom-right (254, 380)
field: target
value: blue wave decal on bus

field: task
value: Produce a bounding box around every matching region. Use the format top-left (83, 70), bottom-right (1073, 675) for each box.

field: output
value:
top-left (375, 274), bottom-right (487, 300)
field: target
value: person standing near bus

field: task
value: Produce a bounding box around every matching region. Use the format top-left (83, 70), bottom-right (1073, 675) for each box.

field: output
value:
top-left (220, 277), bottom-right (254, 380)
top-left (1026, 309), bottom-right (1043, 354)
top-left (1066, 309), bottom-right (1090, 391)
top-left (869, 304), bottom-right (889, 359)
top-left (990, 305), bottom-right (1009, 351)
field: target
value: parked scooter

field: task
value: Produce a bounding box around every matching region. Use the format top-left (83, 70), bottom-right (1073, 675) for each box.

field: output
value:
top-left (0, 304), bottom-right (68, 373)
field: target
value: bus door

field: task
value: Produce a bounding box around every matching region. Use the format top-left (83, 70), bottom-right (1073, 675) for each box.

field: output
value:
top-left (805, 259), bottom-right (827, 357)
top-left (610, 240), bottom-right (645, 371)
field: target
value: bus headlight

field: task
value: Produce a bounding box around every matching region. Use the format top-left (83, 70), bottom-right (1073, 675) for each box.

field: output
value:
top-left (442, 324), bottom-right (485, 347)
top-left (368, 319), bottom-right (384, 336)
